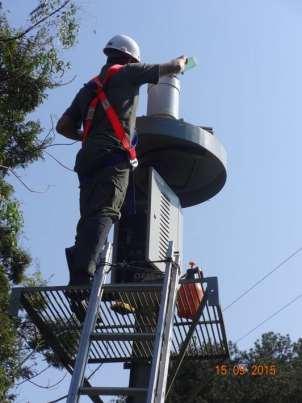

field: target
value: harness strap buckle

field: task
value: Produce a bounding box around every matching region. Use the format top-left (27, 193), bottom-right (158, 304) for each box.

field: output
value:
top-left (101, 99), bottom-right (110, 110)
top-left (130, 158), bottom-right (138, 169)
top-left (86, 107), bottom-right (95, 120)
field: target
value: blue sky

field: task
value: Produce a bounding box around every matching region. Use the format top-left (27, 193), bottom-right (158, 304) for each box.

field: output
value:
top-left (6, 0), bottom-right (302, 401)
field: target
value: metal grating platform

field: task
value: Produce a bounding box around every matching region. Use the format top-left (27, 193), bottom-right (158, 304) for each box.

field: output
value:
top-left (12, 277), bottom-right (229, 369)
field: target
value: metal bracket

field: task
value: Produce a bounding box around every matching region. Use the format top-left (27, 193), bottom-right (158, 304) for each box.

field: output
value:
top-left (203, 276), bottom-right (219, 306)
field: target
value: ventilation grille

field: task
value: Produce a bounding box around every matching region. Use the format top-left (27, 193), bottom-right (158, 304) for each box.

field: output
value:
top-left (158, 194), bottom-right (170, 260)
top-left (147, 167), bottom-right (182, 271)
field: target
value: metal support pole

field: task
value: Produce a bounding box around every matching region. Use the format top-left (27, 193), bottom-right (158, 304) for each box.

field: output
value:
top-left (67, 243), bottom-right (112, 403)
top-left (146, 241), bottom-right (175, 403)
top-left (127, 362), bottom-right (151, 403)
top-left (154, 252), bottom-right (180, 403)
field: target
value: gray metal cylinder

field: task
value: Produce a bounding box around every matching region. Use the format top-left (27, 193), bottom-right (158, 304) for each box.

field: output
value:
top-left (147, 74), bottom-right (180, 119)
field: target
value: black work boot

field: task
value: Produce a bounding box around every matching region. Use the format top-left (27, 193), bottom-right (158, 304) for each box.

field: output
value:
top-left (65, 246), bottom-right (92, 287)
top-left (65, 246), bottom-right (91, 322)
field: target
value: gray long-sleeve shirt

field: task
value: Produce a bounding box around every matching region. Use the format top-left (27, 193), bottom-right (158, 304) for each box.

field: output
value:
top-left (66, 63), bottom-right (159, 144)
top-left (64, 62), bottom-right (160, 174)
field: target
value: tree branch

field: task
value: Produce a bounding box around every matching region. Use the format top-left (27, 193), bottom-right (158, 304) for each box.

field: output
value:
top-left (0, 164), bottom-right (50, 193)
top-left (0, 0), bottom-right (72, 43)
top-left (44, 151), bottom-right (74, 172)
top-left (51, 74), bottom-right (77, 88)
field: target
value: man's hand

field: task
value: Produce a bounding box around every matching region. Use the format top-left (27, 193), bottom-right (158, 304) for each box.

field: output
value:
top-left (174, 55), bottom-right (187, 73)
top-left (159, 55), bottom-right (188, 77)
top-left (56, 115), bottom-right (83, 141)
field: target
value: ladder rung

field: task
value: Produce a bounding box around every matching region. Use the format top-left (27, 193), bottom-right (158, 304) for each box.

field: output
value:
top-left (80, 387), bottom-right (148, 396)
top-left (90, 332), bottom-right (155, 341)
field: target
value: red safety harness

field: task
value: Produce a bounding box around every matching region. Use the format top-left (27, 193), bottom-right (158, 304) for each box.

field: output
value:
top-left (83, 64), bottom-right (138, 168)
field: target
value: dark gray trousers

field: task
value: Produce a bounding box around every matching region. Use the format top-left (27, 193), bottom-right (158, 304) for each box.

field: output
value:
top-left (72, 161), bottom-right (129, 278)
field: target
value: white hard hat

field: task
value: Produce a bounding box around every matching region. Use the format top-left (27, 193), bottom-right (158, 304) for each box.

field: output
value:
top-left (103, 34), bottom-right (141, 62)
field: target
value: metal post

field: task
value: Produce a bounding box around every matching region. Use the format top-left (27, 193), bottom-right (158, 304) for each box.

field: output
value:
top-left (67, 243), bottom-right (112, 403)
top-left (127, 362), bottom-right (150, 403)
top-left (146, 241), bottom-right (174, 403)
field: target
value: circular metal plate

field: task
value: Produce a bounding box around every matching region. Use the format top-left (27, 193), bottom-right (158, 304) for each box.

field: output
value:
top-left (135, 116), bottom-right (227, 207)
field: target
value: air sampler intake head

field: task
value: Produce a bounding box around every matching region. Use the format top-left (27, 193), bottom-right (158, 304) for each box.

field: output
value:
top-left (147, 74), bottom-right (180, 119)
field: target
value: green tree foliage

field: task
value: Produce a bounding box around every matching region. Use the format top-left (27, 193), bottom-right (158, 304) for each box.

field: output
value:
top-left (167, 332), bottom-right (302, 403)
top-left (0, 1), bottom-right (79, 400)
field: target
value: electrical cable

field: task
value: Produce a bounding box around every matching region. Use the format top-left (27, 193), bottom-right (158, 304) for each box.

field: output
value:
top-left (87, 363), bottom-right (103, 380)
top-left (13, 327), bottom-right (46, 382)
top-left (15, 364), bottom-right (52, 387)
top-left (24, 371), bottom-right (67, 390)
top-left (100, 258), bottom-right (172, 274)
top-left (235, 292), bottom-right (302, 344)
top-left (223, 245), bottom-right (302, 312)
top-left (48, 394), bottom-right (68, 403)
top-left (19, 349), bottom-right (36, 367)
top-left (168, 286), bottom-right (302, 397)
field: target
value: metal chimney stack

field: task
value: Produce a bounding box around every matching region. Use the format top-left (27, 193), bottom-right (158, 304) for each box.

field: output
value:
top-left (147, 74), bottom-right (180, 119)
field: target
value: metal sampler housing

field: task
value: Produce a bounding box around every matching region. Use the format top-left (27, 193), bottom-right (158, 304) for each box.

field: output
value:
top-left (10, 72), bottom-right (228, 403)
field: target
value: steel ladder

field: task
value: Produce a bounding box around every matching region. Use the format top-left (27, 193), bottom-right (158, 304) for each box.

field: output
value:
top-left (67, 240), bottom-right (180, 403)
